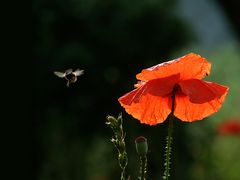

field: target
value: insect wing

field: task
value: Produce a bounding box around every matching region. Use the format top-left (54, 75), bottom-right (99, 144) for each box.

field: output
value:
top-left (73, 69), bottom-right (84, 76)
top-left (54, 71), bottom-right (66, 78)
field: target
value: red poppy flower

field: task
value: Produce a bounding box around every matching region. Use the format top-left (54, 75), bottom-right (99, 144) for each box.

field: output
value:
top-left (118, 53), bottom-right (229, 125)
top-left (218, 119), bottom-right (240, 135)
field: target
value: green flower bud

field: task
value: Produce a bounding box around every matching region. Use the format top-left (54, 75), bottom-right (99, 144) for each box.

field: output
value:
top-left (118, 140), bottom-right (126, 153)
top-left (106, 115), bottom-right (118, 127)
top-left (118, 152), bottom-right (128, 169)
top-left (135, 136), bottom-right (148, 156)
top-left (117, 113), bottom-right (123, 125)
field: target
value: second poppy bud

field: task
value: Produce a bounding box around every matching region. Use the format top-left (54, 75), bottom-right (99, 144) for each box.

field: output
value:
top-left (135, 136), bottom-right (148, 156)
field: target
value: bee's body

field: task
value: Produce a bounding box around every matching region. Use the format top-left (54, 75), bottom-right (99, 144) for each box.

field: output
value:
top-left (54, 68), bottom-right (84, 87)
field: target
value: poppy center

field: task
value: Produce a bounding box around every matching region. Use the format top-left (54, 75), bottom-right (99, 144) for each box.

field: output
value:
top-left (172, 84), bottom-right (182, 95)
top-left (171, 84), bottom-right (183, 112)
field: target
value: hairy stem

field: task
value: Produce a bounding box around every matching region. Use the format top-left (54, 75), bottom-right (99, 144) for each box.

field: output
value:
top-left (163, 113), bottom-right (174, 180)
top-left (139, 155), bottom-right (147, 180)
top-left (139, 156), bottom-right (143, 180)
top-left (142, 155), bottom-right (147, 180)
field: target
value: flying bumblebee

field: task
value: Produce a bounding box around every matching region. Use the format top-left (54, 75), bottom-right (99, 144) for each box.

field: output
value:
top-left (54, 68), bottom-right (84, 87)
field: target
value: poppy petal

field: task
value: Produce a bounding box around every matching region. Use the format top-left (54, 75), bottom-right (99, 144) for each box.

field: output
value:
top-left (174, 85), bottom-right (229, 122)
top-left (178, 79), bottom-right (229, 104)
top-left (136, 53), bottom-right (211, 81)
top-left (118, 76), bottom-right (177, 125)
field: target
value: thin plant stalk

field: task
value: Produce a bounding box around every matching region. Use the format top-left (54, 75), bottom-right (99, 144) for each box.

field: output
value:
top-left (139, 155), bottom-right (147, 180)
top-left (106, 114), bottom-right (128, 180)
top-left (163, 113), bottom-right (174, 180)
top-left (163, 87), bottom-right (176, 180)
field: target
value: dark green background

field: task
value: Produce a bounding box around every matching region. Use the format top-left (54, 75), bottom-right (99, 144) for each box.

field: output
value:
top-left (32, 0), bottom-right (239, 179)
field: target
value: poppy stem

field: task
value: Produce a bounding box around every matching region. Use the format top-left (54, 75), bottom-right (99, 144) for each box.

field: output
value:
top-left (142, 155), bottom-right (147, 179)
top-left (138, 155), bottom-right (147, 180)
top-left (163, 113), bottom-right (174, 180)
top-left (139, 156), bottom-right (143, 180)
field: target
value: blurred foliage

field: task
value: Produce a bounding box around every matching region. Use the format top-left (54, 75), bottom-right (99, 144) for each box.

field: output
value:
top-left (33, 0), bottom-right (240, 180)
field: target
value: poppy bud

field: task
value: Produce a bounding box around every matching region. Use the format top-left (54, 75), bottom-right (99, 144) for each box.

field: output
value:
top-left (135, 136), bottom-right (148, 156)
